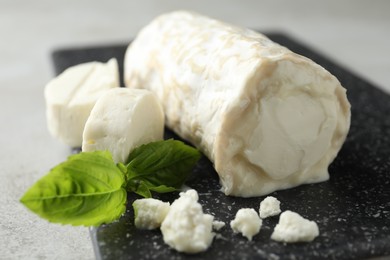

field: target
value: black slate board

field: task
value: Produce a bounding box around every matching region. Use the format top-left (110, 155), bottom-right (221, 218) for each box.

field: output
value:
top-left (52, 33), bottom-right (390, 260)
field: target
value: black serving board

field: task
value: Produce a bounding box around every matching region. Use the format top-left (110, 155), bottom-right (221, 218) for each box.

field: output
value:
top-left (52, 33), bottom-right (390, 260)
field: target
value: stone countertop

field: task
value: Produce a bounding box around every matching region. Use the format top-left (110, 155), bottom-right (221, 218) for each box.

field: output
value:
top-left (1, 0), bottom-right (389, 259)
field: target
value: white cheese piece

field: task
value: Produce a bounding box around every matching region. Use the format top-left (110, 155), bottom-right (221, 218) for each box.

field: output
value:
top-left (271, 210), bottom-right (319, 243)
top-left (160, 189), bottom-right (214, 254)
top-left (230, 208), bottom-right (262, 241)
top-left (45, 58), bottom-right (119, 147)
top-left (212, 220), bottom-right (226, 231)
top-left (82, 88), bottom-right (164, 163)
top-left (259, 196), bottom-right (281, 219)
top-left (124, 11), bottom-right (351, 197)
top-left (132, 198), bottom-right (170, 230)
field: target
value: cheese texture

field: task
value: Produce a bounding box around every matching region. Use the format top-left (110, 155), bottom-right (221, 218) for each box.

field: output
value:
top-left (160, 190), bottom-right (214, 253)
top-left (82, 88), bottom-right (164, 163)
top-left (271, 210), bottom-right (319, 243)
top-left (45, 58), bottom-right (119, 147)
top-left (132, 198), bottom-right (170, 230)
top-left (124, 11), bottom-right (351, 197)
top-left (259, 196), bottom-right (281, 219)
top-left (230, 208), bottom-right (262, 241)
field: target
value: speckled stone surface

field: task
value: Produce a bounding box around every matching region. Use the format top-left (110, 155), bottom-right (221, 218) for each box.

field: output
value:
top-left (53, 33), bottom-right (390, 260)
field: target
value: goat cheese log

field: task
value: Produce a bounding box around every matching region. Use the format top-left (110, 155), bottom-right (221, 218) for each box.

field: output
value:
top-left (124, 11), bottom-right (351, 197)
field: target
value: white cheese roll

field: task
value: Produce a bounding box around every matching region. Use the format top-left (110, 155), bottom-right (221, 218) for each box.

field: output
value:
top-left (124, 11), bottom-right (351, 197)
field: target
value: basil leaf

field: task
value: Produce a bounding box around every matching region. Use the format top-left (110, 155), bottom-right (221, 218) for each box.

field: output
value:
top-left (134, 181), bottom-right (152, 198)
top-left (117, 162), bottom-right (128, 175)
top-left (126, 139), bottom-right (201, 189)
top-left (20, 151), bottom-right (127, 226)
top-left (128, 178), bottom-right (177, 194)
top-left (148, 184), bottom-right (177, 193)
top-left (126, 179), bottom-right (152, 198)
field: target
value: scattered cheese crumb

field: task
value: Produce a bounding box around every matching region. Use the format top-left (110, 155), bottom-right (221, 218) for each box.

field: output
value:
top-left (133, 194), bottom-right (320, 253)
top-left (230, 208), bottom-right (262, 241)
top-left (271, 210), bottom-right (319, 243)
top-left (132, 198), bottom-right (170, 230)
top-left (160, 190), bottom-right (215, 253)
top-left (259, 196), bottom-right (281, 219)
top-left (212, 220), bottom-right (226, 231)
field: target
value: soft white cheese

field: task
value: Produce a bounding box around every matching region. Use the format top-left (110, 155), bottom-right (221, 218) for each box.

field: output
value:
top-left (259, 196), bottom-right (281, 219)
top-left (271, 210), bottom-right (319, 243)
top-left (160, 190), bottom-right (214, 253)
top-left (230, 208), bottom-right (262, 241)
top-left (82, 88), bottom-right (164, 163)
top-left (45, 58), bottom-right (119, 147)
top-left (132, 198), bottom-right (170, 230)
top-left (124, 11), bottom-right (351, 197)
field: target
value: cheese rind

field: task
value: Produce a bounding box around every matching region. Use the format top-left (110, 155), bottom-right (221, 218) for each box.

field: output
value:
top-left (82, 88), bottom-right (164, 163)
top-left (45, 58), bottom-right (119, 147)
top-left (124, 11), bottom-right (351, 197)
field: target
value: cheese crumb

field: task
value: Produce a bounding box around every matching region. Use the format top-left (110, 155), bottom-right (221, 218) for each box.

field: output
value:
top-left (132, 198), bottom-right (170, 230)
top-left (230, 208), bottom-right (262, 241)
top-left (259, 196), bottom-right (281, 219)
top-left (160, 190), bottom-right (215, 253)
top-left (212, 220), bottom-right (226, 231)
top-left (271, 210), bottom-right (319, 243)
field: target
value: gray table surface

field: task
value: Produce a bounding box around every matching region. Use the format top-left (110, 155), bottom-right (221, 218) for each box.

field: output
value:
top-left (1, 0), bottom-right (389, 259)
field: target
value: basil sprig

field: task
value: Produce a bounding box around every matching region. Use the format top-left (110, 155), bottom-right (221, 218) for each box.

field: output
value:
top-left (20, 139), bottom-right (201, 226)
top-left (125, 139), bottom-right (200, 197)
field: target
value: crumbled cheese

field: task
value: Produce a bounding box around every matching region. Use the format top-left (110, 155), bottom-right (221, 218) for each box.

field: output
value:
top-left (132, 198), bottom-right (170, 230)
top-left (230, 208), bottom-right (262, 241)
top-left (212, 220), bottom-right (226, 231)
top-left (271, 210), bottom-right (319, 243)
top-left (259, 196), bottom-right (281, 219)
top-left (160, 190), bottom-right (215, 253)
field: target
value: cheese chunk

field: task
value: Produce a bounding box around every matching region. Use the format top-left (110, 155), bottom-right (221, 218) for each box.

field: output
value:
top-left (82, 88), bottom-right (164, 163)
top-left (230, 208), bottom-right (262, 241)
top-left (259, 196), bottom-right (281, 219)
top-left (271, 210), bottom-right (319, 243)
top-left (160, 190), bottom-right (214, 253)
top-left (45, 58), bottom-right (119, 147)
top-left (132, 198), bottom-right (170, 230)
top-left (124, 11), bottom-right (351, 197)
